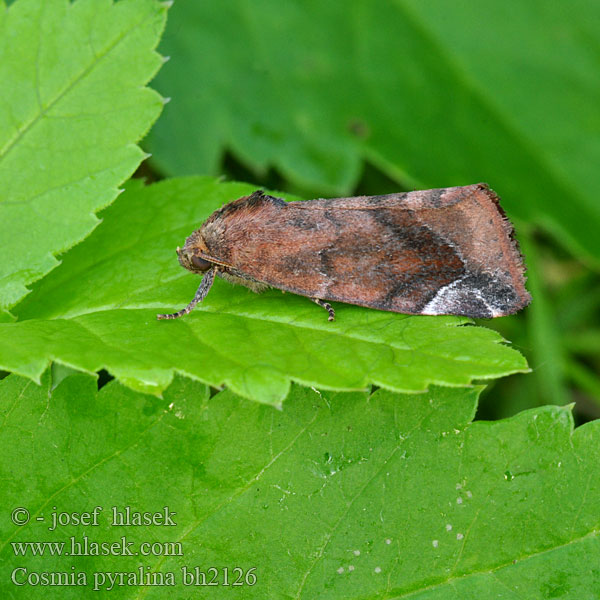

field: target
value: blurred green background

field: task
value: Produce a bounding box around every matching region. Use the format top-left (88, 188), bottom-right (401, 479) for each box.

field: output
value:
top-left (142, 0), bottom-right (600, 422)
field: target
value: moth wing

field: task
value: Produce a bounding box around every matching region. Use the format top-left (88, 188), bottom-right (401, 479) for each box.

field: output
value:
top-left (207, 185), bottom-right (530, 318)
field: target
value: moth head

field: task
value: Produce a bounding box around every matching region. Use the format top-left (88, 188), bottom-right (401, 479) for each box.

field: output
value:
top-left (176, 230), bottom-right (214, 274)
top-left (177, 247), bottom-right (213, 273)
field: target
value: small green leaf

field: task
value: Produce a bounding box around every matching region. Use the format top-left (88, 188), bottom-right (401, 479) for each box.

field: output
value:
top-left (1, 372), bottom-right (599, 598)
top-left (0, 0), bottom-right (167, 310)
top-left (2, 177), bottom-right (528, 404)
top-left (146, 0), bottom-right (600, 263)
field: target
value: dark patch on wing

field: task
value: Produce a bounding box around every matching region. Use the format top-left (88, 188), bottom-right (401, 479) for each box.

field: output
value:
top-left (284, 205), bottom-right (346, 233)
top-left (280, 253), bottom-right (312, 274)
top-left (450, 294), bottom-right (494, 318)
top-left (319, 245), bottom-right (334, 275)
top-left (286, 212), bottom-right (320, 231)
top-left (371, 209), bottom-right (466, 310)
top-left (461, 271), bottom-right (521, 314)
top-left (365, 193), bottom-right (408, 206)
top-left (418, 270), bottom-right (525, 318)
top-left (366, 188), bottom-right (446, 208)
top-left (323, 209), bottom-right (347, 231)
top-left (426, 188), bottom-right (446, 208)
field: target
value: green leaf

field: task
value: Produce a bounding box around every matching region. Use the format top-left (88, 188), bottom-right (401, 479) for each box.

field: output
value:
top-left (0, 0), bottom-right (167, 311)
top-left (146, 0), bottom-right (600, 263)
top-left (1, 372), bottom-right (599, 598)
top-left (2, 177), bottom-right (528, 404)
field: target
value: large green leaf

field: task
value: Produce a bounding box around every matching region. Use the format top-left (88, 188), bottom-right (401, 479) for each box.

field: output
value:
top-left (1, 372), bottom-right (599, 598)
top-left (146, 0), bottom-right (600, 263)
top-left (0, 0), bottom-right (167, 311)
top-left (2, 177), bottom-right (528, 404)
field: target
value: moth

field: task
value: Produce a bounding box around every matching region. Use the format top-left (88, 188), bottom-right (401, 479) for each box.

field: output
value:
top-left (157, 184), bottom-right (531, 321)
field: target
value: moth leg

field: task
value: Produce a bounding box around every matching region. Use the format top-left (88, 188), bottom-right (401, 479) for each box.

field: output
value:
top-left (312, 298), bottom-right (335, 322)
top-left (157, 268), bottom-right (216, 320)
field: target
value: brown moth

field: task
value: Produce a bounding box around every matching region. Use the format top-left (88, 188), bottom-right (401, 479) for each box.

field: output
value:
top-left (157, 184), bottom-right (531, 321)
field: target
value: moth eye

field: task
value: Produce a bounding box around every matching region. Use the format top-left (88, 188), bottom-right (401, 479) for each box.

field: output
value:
top-left (190, 255), bottom-right (212, 271)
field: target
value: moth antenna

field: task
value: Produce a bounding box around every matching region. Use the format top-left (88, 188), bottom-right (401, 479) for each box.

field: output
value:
top-left (157, 268), bottom-right (216, 320)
